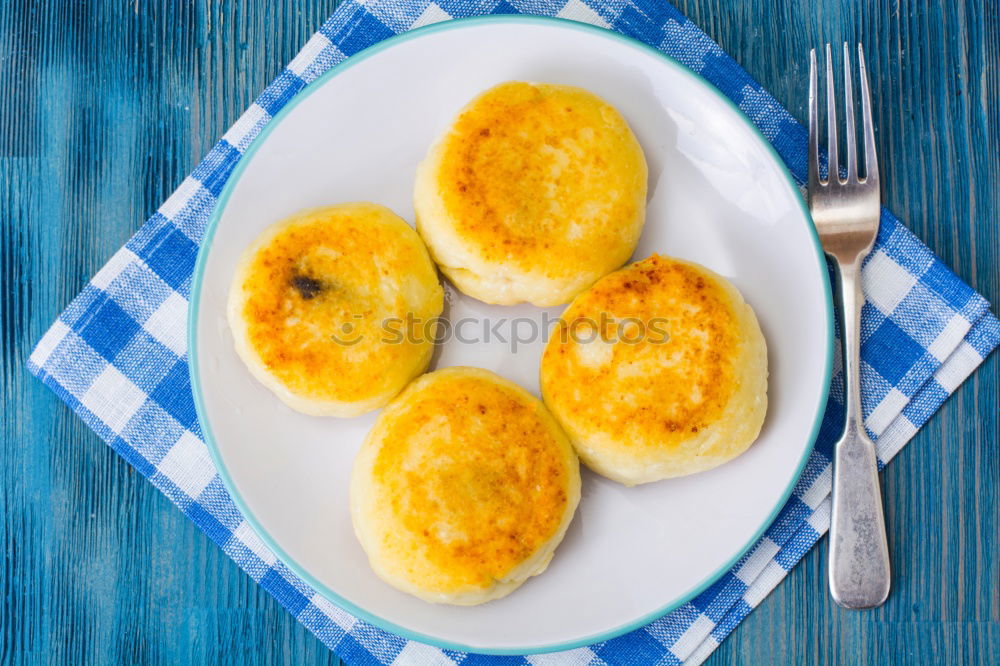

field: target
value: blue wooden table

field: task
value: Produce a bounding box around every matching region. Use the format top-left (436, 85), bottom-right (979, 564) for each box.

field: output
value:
top-left (3, 1), bottom-right (997, 663)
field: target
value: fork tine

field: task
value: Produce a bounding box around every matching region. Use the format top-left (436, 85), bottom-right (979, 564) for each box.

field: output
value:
top-left (808, 49), bottom-right (820, 190)
top-left (858, 44), bottom-right (879, 186)
top-left (825, 43), bottom-right (839, 183)
top-left (842, 43), bottom-right (857, 181)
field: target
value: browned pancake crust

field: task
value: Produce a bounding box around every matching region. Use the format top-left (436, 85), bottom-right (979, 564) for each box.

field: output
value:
top-left (354, 367), bottom-right (580, 600)
top-left (543, 255), bottom-right (738, 448)
top-left (232, 204), bottom-right (442, 410)
top-left (541, 254), bottom-right (767, 484)
top-left (415, 81), bottom-right (647, 305)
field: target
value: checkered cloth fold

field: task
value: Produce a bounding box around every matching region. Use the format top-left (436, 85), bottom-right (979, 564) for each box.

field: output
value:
top-left (28, 1), bottom-right (998, 664)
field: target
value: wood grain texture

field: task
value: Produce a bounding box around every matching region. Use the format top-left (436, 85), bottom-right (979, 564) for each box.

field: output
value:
top-left (1, 0), bottom-right (996, 664)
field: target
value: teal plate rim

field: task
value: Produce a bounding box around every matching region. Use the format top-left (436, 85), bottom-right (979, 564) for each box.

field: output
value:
top-left (188, 14), bottom-right (835, 657)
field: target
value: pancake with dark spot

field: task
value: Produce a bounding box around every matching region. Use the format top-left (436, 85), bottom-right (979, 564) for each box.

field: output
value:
top-left (227, 203), bottom-right (443, 417)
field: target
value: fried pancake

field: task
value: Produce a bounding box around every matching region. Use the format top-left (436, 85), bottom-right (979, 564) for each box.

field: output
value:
top-left (540, 255), bottom-right (768, 485)
top-left (350, 367), bottom-right (581, 605)
top-left (414, 81), bottom-right (647, 306)
top-left (227, 203), bottom-right (443, 417)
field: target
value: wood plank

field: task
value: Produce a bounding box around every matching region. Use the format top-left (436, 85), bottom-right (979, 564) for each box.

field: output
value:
top-left (2, 0), bottom-right (996, 663)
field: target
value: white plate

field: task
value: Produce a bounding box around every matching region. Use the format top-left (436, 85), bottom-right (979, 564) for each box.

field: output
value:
top-left (190, 16), bottom-right (833, 655)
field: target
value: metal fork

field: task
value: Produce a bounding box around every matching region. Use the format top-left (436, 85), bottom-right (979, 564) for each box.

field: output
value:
top-left (808, 43), bottom-right (891, 609)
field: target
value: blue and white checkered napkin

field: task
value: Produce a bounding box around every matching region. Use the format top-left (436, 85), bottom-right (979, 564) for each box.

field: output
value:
top-left (28, 0), bottom-right (999, 663)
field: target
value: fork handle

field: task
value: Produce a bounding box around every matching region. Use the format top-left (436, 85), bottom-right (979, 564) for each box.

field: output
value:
top-left (828, 259), bottom-right (891, 609)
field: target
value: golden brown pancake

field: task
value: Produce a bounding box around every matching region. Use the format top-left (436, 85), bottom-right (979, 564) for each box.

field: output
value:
top-left (414, 81), bottom-right (647, 306)
top-left (540, 255), bottom-right (768, 485)
top-left (227, 203), bottom-right (443, 417)
top-left (350, 367), bottom-right (581, 604)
